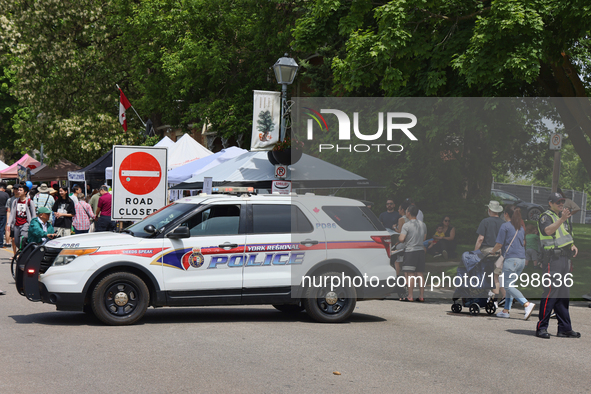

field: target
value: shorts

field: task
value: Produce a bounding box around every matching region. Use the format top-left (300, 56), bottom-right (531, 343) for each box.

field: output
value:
top-left (525, 248), bottom-right (539, 262)
top-left (401, 250), bottom-right (426, 273)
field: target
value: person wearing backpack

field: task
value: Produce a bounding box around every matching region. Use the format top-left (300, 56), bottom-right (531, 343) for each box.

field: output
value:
top-left (7, 184), bottom-right (36, 252)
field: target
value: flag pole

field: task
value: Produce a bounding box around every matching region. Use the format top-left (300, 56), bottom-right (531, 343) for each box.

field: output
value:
top-left (116, 84), bottom-right (146, 127)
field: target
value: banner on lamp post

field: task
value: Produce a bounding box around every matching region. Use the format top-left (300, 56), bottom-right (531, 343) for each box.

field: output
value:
top-left (251, 90), bottom-right (281, 151)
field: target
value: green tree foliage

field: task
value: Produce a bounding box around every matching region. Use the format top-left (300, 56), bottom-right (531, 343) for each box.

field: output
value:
top-left (124, 0), bottom-right (300, 144)
top-left (293, 0), bottom-right (591, 190)
top-left (0, 65), bottom-right (19, 163)
top-left (0, 0), bottom-right (142, 166)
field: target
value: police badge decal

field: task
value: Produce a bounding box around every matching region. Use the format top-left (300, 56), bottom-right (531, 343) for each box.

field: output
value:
top-left (189, 247), bottom-right (205, 268)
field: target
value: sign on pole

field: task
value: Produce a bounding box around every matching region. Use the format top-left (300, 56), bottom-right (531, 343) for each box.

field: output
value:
top-left (549, 133), bottom-right (562, 150)
top-left (272, 180), bottom-right (291, 194)
top-left (112, 146), bottom-right (168, 220)
top-left (251, 90), bottom-right (281, 151)
top-left (68, 171), bottom-right (85, 182)
top-left (274, 164), bottom-right (287, 179)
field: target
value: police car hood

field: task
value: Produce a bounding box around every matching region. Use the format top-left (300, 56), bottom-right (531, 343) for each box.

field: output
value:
top-left (45, 232), bottom-right (144, 249)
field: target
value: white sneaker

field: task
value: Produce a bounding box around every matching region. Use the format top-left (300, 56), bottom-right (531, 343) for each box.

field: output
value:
top-left (0, 290), bottom-right (6, 295)
top-left (524, 303), bottom-right (535, 320)
top-left (496, 311), bottom-right (510, 318)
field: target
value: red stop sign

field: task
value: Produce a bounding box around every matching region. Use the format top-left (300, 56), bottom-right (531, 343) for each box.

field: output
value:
top-left (118, 152), bottom-right (162, 195)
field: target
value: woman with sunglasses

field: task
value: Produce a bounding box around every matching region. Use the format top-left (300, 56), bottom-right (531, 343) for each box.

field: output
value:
top-left (427, 215), bottom-right (456, 259)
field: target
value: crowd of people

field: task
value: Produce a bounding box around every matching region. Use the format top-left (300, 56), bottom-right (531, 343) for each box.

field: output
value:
top-left (0, 181), bottom-right (114, 252)
top-left (379, 191), bottom-right (583, 339)
top-left (0, 181), bottom-right (116, 295)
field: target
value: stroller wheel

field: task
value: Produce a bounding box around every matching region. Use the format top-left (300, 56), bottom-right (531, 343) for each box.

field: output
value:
top-left (469, 304), bottom-right (480, 315)
top-left (451, 303), bottom-right (462, 313)
top-left (485, 301), bottom-right (497, 315)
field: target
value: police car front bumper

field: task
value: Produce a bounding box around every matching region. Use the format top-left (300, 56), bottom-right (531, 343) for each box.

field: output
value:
top-left (39, 282), bottom-right (85, 311)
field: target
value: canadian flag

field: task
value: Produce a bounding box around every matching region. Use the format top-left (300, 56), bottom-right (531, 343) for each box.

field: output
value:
top-left (119, 88), bottom-right (132, 132)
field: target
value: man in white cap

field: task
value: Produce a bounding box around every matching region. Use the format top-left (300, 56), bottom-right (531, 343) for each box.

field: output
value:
top-left (475, 200), bottom-right (506, 300)
top-left (474, 200), bottom-right (505, 253)
top-left (33, 183), bottom-right (55, 222)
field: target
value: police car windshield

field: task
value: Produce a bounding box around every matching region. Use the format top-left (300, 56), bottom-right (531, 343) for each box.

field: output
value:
top-left (125, 203), bottom-right (197, 237)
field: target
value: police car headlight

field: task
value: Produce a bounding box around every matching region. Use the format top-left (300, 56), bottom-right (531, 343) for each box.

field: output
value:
top-left (53, 248), bottom-right (98, 267)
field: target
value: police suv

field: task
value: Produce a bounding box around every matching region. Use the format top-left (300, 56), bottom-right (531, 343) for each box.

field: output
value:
top-left (15, 194), bottom-right (394, 325)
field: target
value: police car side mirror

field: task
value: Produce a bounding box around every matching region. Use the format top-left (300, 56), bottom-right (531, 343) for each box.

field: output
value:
top-left (166, 226), bottom-right (190, 239)
top-left (144, 225), bottom-right (157, 235)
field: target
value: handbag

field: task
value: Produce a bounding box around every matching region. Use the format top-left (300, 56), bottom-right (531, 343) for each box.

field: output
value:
top-left (495, 228), bottom-right (519, 269)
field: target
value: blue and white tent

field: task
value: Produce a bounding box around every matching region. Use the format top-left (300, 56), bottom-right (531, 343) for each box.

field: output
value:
top-left (167, 146), bottom-right (247, 185)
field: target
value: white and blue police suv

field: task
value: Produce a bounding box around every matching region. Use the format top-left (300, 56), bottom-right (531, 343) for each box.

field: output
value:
top-left (15, 194), bottom-right (394, 325)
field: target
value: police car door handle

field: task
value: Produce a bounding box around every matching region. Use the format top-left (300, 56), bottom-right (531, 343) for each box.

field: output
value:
top-left (300, 239), bottom-right (319, 246)
top-left (219, 242), bottom-right (238, 250)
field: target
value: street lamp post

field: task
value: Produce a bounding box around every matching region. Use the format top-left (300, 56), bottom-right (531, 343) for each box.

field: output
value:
top-left (271, 53), bottom-right (299, 142)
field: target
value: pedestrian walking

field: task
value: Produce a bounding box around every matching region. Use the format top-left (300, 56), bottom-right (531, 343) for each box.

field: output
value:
top-left (52, 186), bottom-right (76, 238)
top-left (73, 193), bottom-right (96, 234)
top-left (95, 185), bottom-right (115, 232)
top-left (535, 193), bottom-right (580, 339)
top-left (398, 204), bottom-right (427, 302)
top-left (489, 206), bottom-right (535, 320)
top-left (0, 182), bottom-right (9, 248)
top-left (8, 184), bottom-right (36, 251)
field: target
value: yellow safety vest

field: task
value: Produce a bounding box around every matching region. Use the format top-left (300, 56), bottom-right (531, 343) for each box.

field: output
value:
top-left (538, 210), bottom-right (573, 250)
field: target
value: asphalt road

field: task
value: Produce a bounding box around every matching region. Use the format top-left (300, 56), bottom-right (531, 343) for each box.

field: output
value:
top-left (1, 248), bottom-right (590, 393)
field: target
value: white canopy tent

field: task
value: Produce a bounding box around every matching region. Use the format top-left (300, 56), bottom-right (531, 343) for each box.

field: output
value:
top-left (0, 159), bottom-right (8, 171)
top-left (167, 133), bottom-right (213, 170)
top-left (171, 151), bottom-right (381, 190)
top-left (167, 146), bottom-right (247, 185)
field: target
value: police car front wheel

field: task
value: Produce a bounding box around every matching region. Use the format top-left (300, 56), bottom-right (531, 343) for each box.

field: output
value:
top-left (303, 271), bottom-right (357, 323)
top-left (91, 272), bottom-right (150, 326)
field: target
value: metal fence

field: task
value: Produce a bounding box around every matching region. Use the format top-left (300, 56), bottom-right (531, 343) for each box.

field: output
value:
top-left (492, 182), bottom-right (588, 224)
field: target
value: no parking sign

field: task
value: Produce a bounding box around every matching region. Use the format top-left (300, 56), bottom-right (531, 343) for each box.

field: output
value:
top-left (112, 146), bottom-right (168, 220)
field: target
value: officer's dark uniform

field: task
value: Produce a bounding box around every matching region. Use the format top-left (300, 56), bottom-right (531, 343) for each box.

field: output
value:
top-left (536, 197), bottom-right (579, 338)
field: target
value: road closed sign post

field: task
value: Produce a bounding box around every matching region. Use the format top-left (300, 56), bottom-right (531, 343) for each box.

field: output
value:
top-left (112, 146), bottom-right (168, 220)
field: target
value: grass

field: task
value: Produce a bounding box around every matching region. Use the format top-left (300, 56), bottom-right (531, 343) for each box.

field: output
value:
top-left (433, 223), bottom-right (591, 300)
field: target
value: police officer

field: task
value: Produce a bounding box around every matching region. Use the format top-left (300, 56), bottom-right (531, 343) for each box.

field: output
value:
top-left (535, 192), bottom-right (580, 339)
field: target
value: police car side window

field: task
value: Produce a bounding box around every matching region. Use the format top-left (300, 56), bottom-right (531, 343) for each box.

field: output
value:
top-left (184, 205), bottom-right (241, 236)
top-left (251, 205), bottom-right (313, 234)
top-left (322, 206), bottom-right (379, 231)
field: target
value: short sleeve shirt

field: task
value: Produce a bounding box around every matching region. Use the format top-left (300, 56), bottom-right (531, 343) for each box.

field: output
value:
top-left (476, 216), bottom-right (506, 247)
top-left (97, 192), bottom-right (112, 216)
top-left (379, 211), bottom-right (401, 230)
top-left (401, 219), bottom-right (427, 252)
top-left (495, 221), bottom-right (525, 259)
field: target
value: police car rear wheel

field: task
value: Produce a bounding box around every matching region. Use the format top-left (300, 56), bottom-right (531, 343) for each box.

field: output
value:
top-left (91, 272), bottom-right (149, 326)
top-left (273, 304), bottom-right (305, 314)
top-left (303, 271), bottom-right (357, 323)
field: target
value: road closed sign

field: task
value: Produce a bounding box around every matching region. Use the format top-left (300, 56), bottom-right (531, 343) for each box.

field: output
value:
top-left (112, 146), bottom-right (168, 220)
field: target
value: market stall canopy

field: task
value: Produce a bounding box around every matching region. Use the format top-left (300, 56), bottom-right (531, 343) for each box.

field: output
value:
top-left (0, 154), bottom-right (41, 179)
top-left (0, 159), bottom-right (7, 171)
top-left (168, 146), bottom-right (247, 184)
top-left (155, 135), bottom-right (176, 148)
top-left (171, 151), bottom-right (381, 190)
top-left (30, 159), bottom-right (81, 181)
top-left (78, 150), bottom-right (112, 181)
top-left (167, 133), bottom-right (213, 170)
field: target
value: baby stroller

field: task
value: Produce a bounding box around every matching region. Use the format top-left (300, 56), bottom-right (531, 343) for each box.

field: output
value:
top-left (450, 250), bottom-right (497, 315)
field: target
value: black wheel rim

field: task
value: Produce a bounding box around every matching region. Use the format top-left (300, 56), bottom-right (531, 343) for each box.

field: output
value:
top-left (315, 288), bottom-right (349, 315)
top-left (103, 281), bottom-right (140, 317)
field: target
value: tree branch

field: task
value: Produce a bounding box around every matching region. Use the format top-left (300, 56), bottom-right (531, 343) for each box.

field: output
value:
top-left (417, 7), bottom-right (490, 22)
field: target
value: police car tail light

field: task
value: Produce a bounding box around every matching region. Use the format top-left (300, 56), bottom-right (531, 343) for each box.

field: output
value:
top-left (371, 236), bottom-right (391, 258)
top-left (53, 248), bottom-right (99, 267)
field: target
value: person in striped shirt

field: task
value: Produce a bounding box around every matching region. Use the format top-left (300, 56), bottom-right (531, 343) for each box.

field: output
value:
top-left (73, 193), bottom-right (96, 234)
